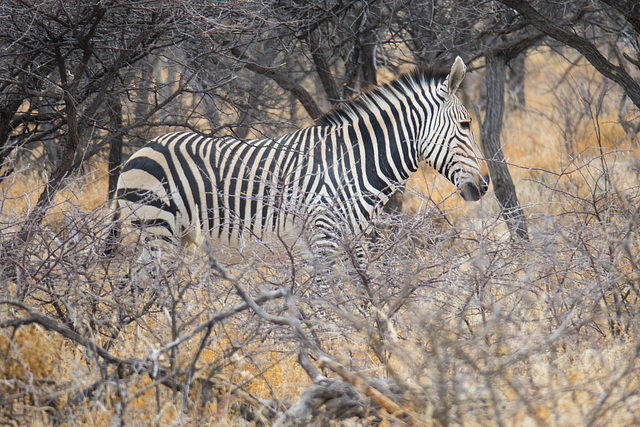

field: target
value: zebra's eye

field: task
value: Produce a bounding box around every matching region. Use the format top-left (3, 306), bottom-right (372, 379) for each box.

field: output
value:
top-left (460, 120), bottom-right (471, 130)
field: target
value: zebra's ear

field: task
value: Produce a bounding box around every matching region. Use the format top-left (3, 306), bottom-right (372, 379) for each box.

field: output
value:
top-left (446, 56), bottom-right (466, 97)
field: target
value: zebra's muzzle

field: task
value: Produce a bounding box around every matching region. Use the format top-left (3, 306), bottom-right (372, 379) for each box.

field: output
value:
top-left (459, 173), bottom-right (490, 201)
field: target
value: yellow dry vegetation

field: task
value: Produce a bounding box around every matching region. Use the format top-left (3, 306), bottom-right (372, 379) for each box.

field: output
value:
top-left (0, 324), bottom-right (64, 422)
top-left (0, 325), bottom-right (61, 386)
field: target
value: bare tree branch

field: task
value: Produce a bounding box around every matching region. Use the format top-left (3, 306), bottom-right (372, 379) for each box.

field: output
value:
top-left (230, 47), bottom-right (324, 120)
top-left (499, 0), bottom-right (640, 109)
top-left (307, 29), bottom-right (341, 104)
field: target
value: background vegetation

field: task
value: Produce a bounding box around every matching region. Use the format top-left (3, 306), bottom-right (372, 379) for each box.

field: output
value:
top-left (1, 0), bottom-right (639, 425)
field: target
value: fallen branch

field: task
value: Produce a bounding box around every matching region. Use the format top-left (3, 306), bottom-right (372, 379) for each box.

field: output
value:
top-left (319, 357), bottom-right (415, 426)
top-left (273, 376), bottom-right (370, 426)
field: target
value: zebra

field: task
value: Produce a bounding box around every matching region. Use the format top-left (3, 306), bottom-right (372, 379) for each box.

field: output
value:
top-left (111, 57), bottom-right (489, 268)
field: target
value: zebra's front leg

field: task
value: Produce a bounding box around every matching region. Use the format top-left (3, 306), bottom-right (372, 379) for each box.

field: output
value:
top-left (345, 239), bottom-right (376, 304)
top-left (306, 233), bottom-right (382, 327)
top-left (308, 238), bottom-right (340, 295)
top-left (308, 221), bottom-right (370, 292)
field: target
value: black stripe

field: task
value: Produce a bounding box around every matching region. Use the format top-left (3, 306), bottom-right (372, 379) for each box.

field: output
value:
top-left (145, 137), bottom-right (193, 226)
top-left (117, 188), bottom-right (176, 214)
top-left (172, 134), bottom-right (203, 227)
top-left (119, 155), bottom-right (178, 215)
top-left (132, 218), bottom-right (172, 231)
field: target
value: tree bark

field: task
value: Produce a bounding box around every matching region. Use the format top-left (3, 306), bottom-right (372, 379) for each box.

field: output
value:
top-left (309, 29), bottom-right (340, 104)
top-left (482, 52), bottom-right (529, 240)
top-left (499, 0), bottom-right (640, 110)
top-left (507, 53), bottom-right (526, 108)
top-left (359, 21), bottom-right (377, 87)
top-left (0, 101), bottom-right (22, 181)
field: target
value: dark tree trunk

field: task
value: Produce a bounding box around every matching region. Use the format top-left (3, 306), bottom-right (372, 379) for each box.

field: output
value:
top-left (482, 52), bottom-right (529, 240)
top-left (0, 99), bottom-right (25, 182)
top-left (360, 24), bottom-right (377, 87)
top-left (309, 29), bottom-right (340, 104)
top-left (507, 53), bottom-right (526, 108)
top-left (107, 94), bottom-right (123, 201)
top-left (17, 93), bottom-right (80, 244)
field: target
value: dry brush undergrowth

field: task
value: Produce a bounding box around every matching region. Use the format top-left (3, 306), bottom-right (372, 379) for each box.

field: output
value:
top-left (1, 149), bottom-right (640, 426)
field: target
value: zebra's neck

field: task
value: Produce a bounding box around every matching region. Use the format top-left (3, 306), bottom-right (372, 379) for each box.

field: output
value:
top-left (317, 76), bottom-right (449, 200)
top-left (320, 99), bottom-right (426, 203)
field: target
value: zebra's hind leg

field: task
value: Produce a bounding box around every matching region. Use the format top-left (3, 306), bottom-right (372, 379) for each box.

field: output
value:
top-left (130, 230), bottom-right (181, 287)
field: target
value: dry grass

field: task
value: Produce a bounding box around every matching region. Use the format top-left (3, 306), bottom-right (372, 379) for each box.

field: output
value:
top-left (2, 50), bottom-right (640, 426)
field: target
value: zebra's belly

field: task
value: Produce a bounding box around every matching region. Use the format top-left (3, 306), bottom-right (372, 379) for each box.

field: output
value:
top-left (118, 191), bottom-right (315, 264)
top-left (199, 220), bottom-right (313, 265)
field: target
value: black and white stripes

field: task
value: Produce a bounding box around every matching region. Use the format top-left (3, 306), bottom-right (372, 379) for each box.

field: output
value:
top-left (115, 57), bottom-right (489, 256)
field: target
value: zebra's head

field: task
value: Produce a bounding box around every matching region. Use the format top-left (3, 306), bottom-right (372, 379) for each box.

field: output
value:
top-left (420, 57), bottom-right (490, 201)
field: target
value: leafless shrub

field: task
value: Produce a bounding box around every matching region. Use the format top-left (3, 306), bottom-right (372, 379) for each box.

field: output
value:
top-left (2, 156), bottom-right (639, 425)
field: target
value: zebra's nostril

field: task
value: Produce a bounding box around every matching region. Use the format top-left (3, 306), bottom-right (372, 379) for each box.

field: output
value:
top-left (459, 175), bottom-right (489, 201)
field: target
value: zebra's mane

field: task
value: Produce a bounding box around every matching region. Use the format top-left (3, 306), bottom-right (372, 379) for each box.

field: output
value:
top-left (317, 66), bottom-right (451, 127)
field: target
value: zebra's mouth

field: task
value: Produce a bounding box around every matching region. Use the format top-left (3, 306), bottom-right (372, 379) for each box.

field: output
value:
top-left (459, 174), bottom-right (490, 201)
